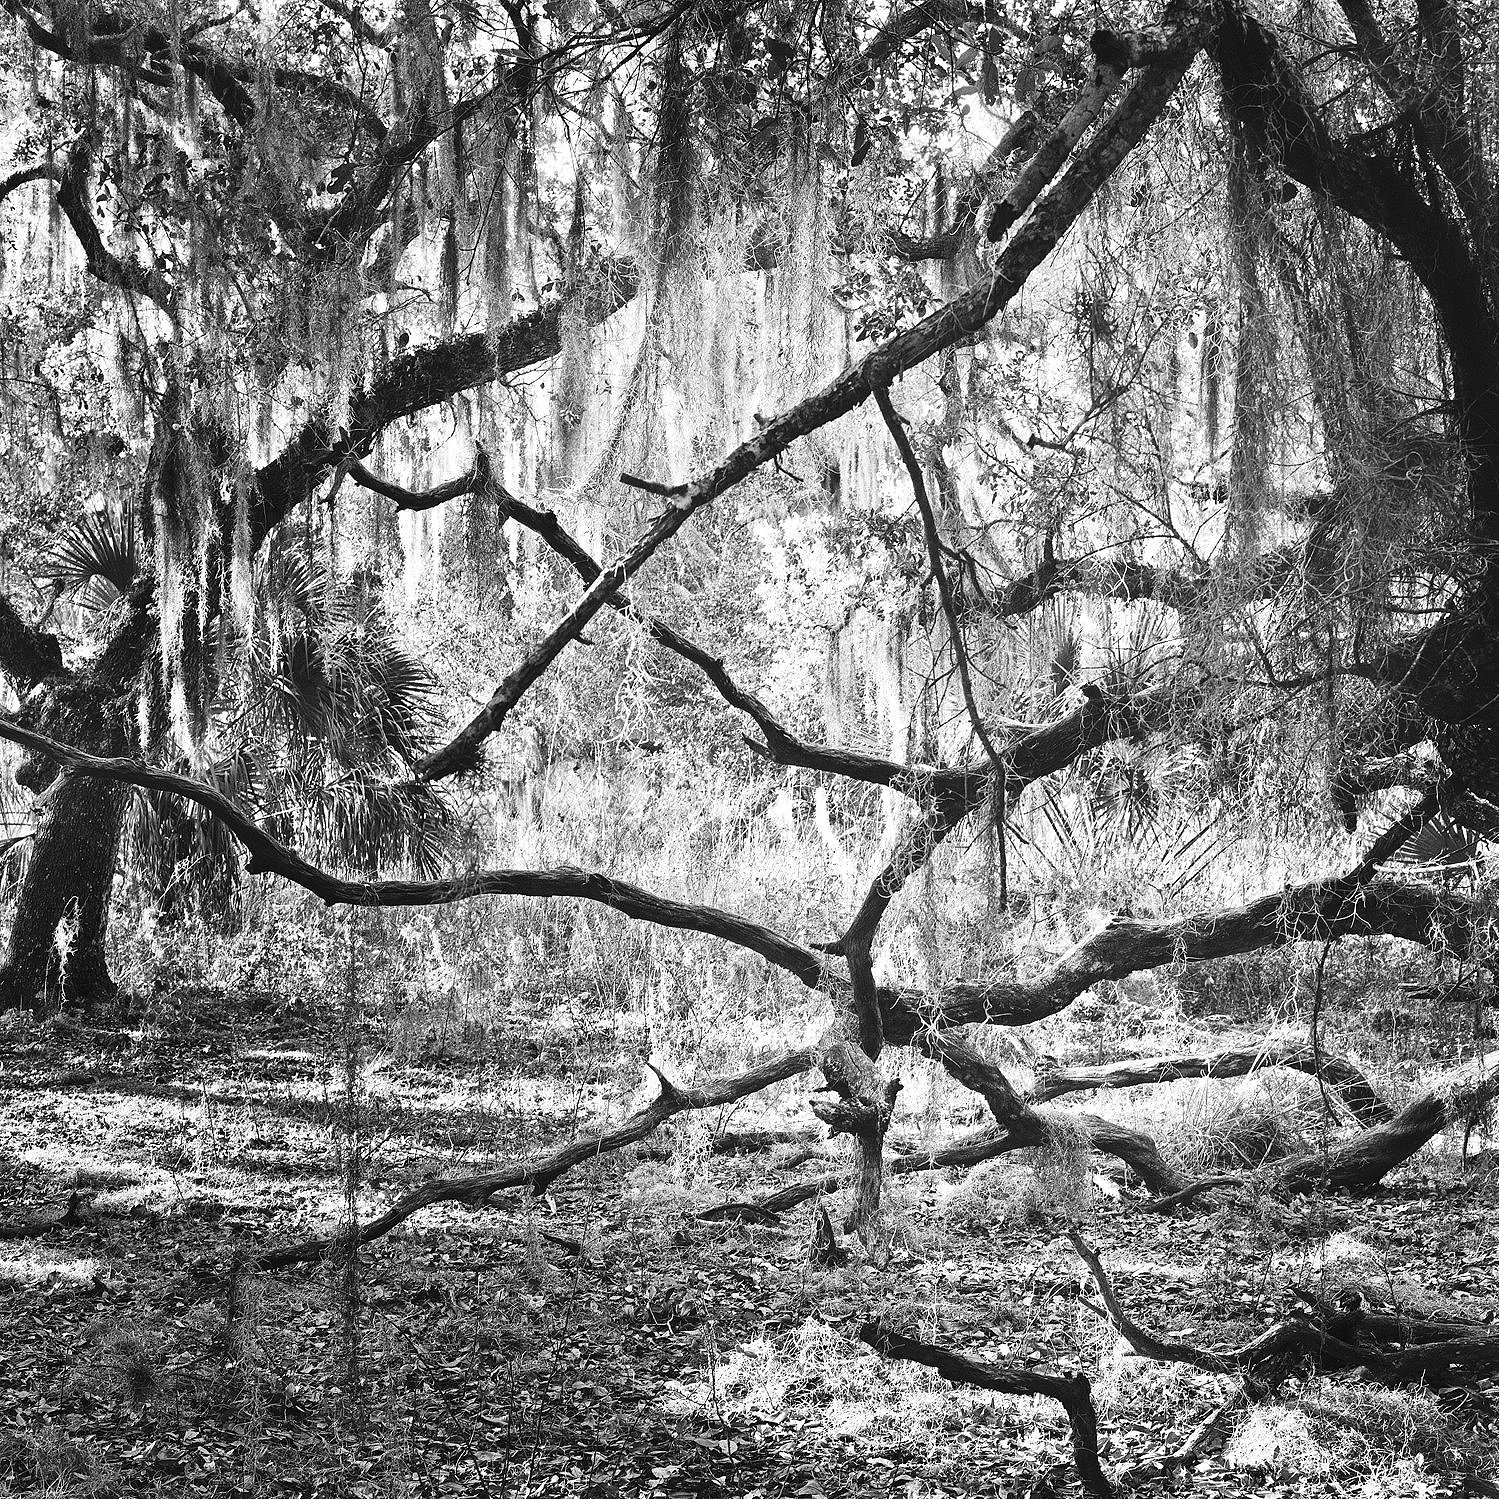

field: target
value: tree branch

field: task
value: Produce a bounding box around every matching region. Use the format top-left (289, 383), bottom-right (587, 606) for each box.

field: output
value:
top-left (0, 596), bottom-right (64, 687)
top-left (55, 143), bottom-right (174, 311)
top-left (916, 1028), bottom-right (1188, 1194)
top-left (413, 16), bottom-right (1206, 781)
top-left (1032, 1038), bottom-right (1392, 1125)
top-left (254, 1045), bottom-right (817, 1268)
top-left (346, 453), bottom-right (490, 512)
top-left (903, 873), bottom-right (1475, 1034)
top-left (0, 714), bottom-right (836, 987)
top-left (860, 1320), bottom-right (1115, 1498)
top-left (250, 257), bottom-right (644, 549)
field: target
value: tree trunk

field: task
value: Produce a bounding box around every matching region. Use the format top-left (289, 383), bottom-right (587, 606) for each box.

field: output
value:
top-left (0, 772), bottom-right (129, 1012)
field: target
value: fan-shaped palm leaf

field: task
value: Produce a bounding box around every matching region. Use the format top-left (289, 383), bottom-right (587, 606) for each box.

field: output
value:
top-left (45, 510), bottom-right (138, 608)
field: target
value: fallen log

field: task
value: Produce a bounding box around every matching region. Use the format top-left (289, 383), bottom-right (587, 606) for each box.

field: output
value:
top-left (1146, 1047), bottom-right (1499, 1210)
top-left (1276, 1047), bottom-right (1499, 1191)
top-left (1032, 1039), bottom-right (1392, 1125)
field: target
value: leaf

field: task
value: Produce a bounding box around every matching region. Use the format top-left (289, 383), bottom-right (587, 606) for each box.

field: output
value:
top-left (44, 509), bottom-right (138, 605)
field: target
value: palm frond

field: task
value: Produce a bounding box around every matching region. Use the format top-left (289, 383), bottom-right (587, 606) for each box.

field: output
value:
top-left (45, 510), bottom-right (138, 607)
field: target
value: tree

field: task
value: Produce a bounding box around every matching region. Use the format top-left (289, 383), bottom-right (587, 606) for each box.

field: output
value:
top-left (0, 0), bottom-right (1496, 1247)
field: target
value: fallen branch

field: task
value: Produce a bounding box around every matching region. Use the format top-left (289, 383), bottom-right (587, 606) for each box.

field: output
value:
top-left (253, 1048), bottom-right (815, 1269)
top-left (1071, 1231), bottom-right (1499, 1388)
top-left (1117, 1390), bottom-right (1247, 1487)
top-left (1275, 1046), bottom-right (1499, 1192)
top-left (1142, 1047), bottom-right (1499, 1208)
top-left (720, 1123), bottom-right (1035, 1218)
top-left (860, 1320), bottom-right (1115, 1498)
top-left (920, 1029), bottom-right (1190, 1195)
top-left (1032, 1039), bottom-right (1392, 1125)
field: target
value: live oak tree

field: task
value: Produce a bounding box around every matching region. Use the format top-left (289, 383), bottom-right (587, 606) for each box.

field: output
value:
top-left (1, 0), bottom-right (1498, 1248)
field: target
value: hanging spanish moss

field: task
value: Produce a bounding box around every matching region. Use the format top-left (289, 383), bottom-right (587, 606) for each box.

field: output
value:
top-left (1221, 133), bottom-right (1274, 559)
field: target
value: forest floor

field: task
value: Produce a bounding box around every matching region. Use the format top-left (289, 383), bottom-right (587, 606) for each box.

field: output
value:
top-left (1, 976), bottom-right (1498, 1499)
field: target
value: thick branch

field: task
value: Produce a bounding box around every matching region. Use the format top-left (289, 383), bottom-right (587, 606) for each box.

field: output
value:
top-left (1275, 1046), bottom-right (1499, 1192)
top-left (905, 797), bottom-right (1465, 1034)
top-left (0, 596), bottom-right (64, 687)
top-left (1073, 1230), bottom-right (1499, 1385)
top-left (1213, 7), bottom-right (1499, 526)
top-left (250, 257), bottom-right (643, 549)
top-left (56, 144), bottom-right (173, 311)
top-left (918, 1028), bottom-right (1188, 1194)
top-left (860, 1322), bottom-right (1114, 1498)
top-left (1033, 1040), bottom-right (1392, 1125)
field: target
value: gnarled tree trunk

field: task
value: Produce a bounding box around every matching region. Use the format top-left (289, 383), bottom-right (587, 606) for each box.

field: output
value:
top-left (0, 771), bottom-right (129, 1011)
top-left (0, 595), bottom-right (151, 1014)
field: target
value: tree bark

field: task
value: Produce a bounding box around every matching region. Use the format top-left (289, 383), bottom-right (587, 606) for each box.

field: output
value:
top-left (0, 594), bottom-right (150, 1013)
top-left (1032, 1039), bottom-right (1393, 1126)
top-left (0, 772), bottom-right (129, 1011)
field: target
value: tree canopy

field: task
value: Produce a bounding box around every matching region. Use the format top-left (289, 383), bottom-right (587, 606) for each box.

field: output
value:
top-left (3, 0), bottom-right (1499, 1483)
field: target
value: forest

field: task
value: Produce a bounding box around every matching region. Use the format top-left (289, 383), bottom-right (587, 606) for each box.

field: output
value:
top-left (1, 0), bottom-right (1498, 1492)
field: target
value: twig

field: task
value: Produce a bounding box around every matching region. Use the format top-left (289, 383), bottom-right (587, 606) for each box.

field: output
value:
top-left (874, 383), bottom-right (1010, 903)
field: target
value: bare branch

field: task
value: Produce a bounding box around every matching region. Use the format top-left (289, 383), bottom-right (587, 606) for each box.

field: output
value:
top-left (254, 1046), bottom-right (817, 1268)
top-left (1033, 1039), bottom-right (1392, 1125)
top-left (0, 715), bottom-right (834, 988)
top-left (413, 18), bottom-right (1207, 781)
top-left (860, 1321), bottom-right (1115, 1498)
top-left (907, 789), bottom-right (1455, 1033)
top-left (346, 454), bottom-right (489, 512)
top-left (916, 1028), bottom-right (1188, 1194)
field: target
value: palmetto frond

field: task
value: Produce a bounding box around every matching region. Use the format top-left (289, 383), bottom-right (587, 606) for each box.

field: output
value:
top-left (133, 531), bottom-right (453, 905)
top-left (302, 773), bottom-right (456, 877)
top-left (45, 509), bottom-right (139, 608)
top-left (1382, 815), bottom-right (1482, 875)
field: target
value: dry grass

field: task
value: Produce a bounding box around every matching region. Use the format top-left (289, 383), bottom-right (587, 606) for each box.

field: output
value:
top-left (1225, 1378), bottom-right (1452, 1492)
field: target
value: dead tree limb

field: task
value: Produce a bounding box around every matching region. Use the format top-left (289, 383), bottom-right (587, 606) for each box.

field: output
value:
top-left (253, 1047), bottom-right (816, 1269)
top-left (918, 1029), bottom-right (1190, 1195)
top-left (1138, 1049), bottom-right (1499, 1211)
top-left (1032, 1039), bottom-right (1393, 1125)
top-left (1071, 1231), bottom-right (1499, 1387)
top-left (1275, 1046), bottom-right (1499, 1192)
top-left (1144, 1047), bottom-right (1499, 1207)
top-left (860, 1320), bottom-right (1115, 1498)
